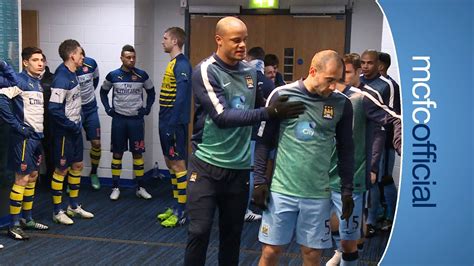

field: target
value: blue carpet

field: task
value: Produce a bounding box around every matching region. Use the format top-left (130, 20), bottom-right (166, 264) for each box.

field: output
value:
top-left (0, 177), bottom-right (388, 265)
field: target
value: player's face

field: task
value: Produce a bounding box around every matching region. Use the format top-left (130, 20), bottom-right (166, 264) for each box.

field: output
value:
top-left (23, 53), bottom-right (44, 77)
top-left (216, 23), bottom-right (248, 65)
top-left (162, 32), bottom-right (174, 53)
top-left (344, 63), bottom-right (360, 87)
top-left (361, 53), bottom-right (378, 79)
top-left (121, 51), bottom-right (136, 69)
top-left (264, 65), bottom-right (276, 82)
top-left (313, 59), bottom-right (341, 97)
top-left (71, 46), bottom-right (84, 68)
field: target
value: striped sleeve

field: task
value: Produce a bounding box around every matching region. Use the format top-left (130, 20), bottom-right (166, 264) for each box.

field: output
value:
top-left (192, 57), bottom-right (269, 128)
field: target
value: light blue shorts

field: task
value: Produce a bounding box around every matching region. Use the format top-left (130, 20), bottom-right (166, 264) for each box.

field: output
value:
top-left (259, 191), bottom-right (332, 249)
top-left (330, 191), bottom-right (363, 240)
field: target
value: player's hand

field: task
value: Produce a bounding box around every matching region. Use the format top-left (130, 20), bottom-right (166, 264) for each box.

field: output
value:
top-left (16, 125), bottom-right (34, 138)
top-left (341, 194), bottom-right (354, 222)
top-left (253, 184), bottom-right (270, 210)
top-left (266, 95), bottom-right (305, 120)
top-left (72, 122), bottom-right (82, 135)
top-left (106, 108), bottom-right (116, 117)
top-left (138, 107), bottom-right (151, 118)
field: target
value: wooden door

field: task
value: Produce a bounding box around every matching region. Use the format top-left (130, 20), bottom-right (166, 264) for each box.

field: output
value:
top-left (21, 10), bottom-right (39, 49)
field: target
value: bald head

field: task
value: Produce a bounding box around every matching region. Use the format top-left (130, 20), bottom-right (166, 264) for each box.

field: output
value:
top-left (216, 16), bottom-right (247, 36)
top-left (311, 50), bottom-right (343, 72)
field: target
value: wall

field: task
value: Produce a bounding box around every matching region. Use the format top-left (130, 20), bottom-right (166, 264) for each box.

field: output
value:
top-left (21, 0), bottom-right (136, 179)
top-left (349, 0), bottom-right (383, 54)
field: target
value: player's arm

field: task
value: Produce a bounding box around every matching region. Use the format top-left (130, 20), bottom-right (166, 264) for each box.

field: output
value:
top-left (100, 73), bottom-right (114, 116)
top-left (143, 73), bottom-right (156, 115)
top-left (0, 60), bottom-right (20, 87)
top-left (335, 98), bottom-right (354, 196)
top-left (48, 78), bottom-right (80, 133)
top-left (193, 65), bottom-right (304, 128)
top-left (169, 62), bottom-right (191, 126)
top-left (0, 86), bottom-right (33, 137)
top-left (92, 60), bottom-right (99, 89)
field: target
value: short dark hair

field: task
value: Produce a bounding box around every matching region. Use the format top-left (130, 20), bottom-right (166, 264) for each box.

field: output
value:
top-left (343, 53), bottom-right (361, 69)
top-left (58, 39), bottom-right (81, 61)
top-left (121, 44), bottom-right (135, 56)
top-left (165, 27), bottom-right (186, 48)
top-left (264, 54), bottom-right (279, 67)
top-left (378, 52), bottom-right (391, 69)
top-left (361, 49), bottom-right (379, 61)
top-left (21, 47), bottom-right (43, 61)
top-left (248, 47), bottom-right (265, 61)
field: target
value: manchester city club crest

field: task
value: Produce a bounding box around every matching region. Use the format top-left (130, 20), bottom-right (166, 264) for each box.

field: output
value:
top-left (83, 66), bottom-right (89, 73)
top-left (245, 75), bottom-right (254, 89)
top-left (322, 105), bottom-right (334, 120)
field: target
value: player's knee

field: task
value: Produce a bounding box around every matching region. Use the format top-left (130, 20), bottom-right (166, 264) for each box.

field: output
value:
top-left (71, 162), bottom-right (84, 170)
top-left (113, 153), bottom-right (123, 160)
top-left (262, 244), bottom-right (283, 259)
top-left (15, 174), bottom-right (29, 186)
top-left (132, 153), bottom-right (142, 160)
top-left (300, 245), bottom-right (321, 260)
top-left (91, 140), bottom-right (101, 149)
top-left (28, 171), bottom-right (39, 183)
top-left (341, 240), bottom-right (357, 253)
top-left (188, 219), bottom-right (212, 238)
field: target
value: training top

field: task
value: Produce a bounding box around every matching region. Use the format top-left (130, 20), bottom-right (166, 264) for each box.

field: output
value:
top-left (255, 80), bottom-right (354, 198)
top-left (0, 65), bottom-right (44, 139)
top-left (159, 53), bottom-right (192, 125)
top-left (49, 63), bottom-right (82, 135)
top-left (76, 57), bottom-right (99, 112)
top-left (100, 67), bottom-right (155, 117)
top-left (192, 54), bottom-right (269, 169)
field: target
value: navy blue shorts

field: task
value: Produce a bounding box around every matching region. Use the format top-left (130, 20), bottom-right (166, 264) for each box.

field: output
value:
top-left (81, 109), bottom-right (101, 141)
top-left (9, 134), bottom-right (43, 175)
top-left (53, 133), bottom-right (84, 170)
top-left (159, 123), bottom-right (187, 161)
top-left (111, 115), bottom-right (145, 154)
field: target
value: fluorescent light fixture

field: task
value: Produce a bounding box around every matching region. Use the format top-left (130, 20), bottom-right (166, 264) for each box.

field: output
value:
top-left (248, 0), bottom-right (279, 9)
top-left (290, 5), bottom-right (345, 14)
top-left (189, 5), bottom-right (240, 14)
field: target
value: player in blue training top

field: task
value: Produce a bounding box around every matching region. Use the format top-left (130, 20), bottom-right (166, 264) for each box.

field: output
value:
top-left (49, 39), bottom-right (94, 225)
top-left (76, 50), bottom-right (101, 190)
top-left (184, 17), bottom-right (305, 266)
top-left (0, 47), bottom-right (49, 240)
top-left (156, 27), bottom-right (193, 228)
top-left (100, 44), bottom-right (156, 201)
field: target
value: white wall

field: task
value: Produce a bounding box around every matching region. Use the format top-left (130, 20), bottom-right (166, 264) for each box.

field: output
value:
top-left (22, 0), bottom-right (136, 179)
top-left (350, 0), bottom-right (383, 54)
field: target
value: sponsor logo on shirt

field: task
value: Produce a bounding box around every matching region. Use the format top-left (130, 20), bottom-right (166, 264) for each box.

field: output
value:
top-left (230, 95), bottom-right (246, 110)
top-left (322, 105), bottom-right (334, 120)
top-left (295, 121), bottom-right (316, 141)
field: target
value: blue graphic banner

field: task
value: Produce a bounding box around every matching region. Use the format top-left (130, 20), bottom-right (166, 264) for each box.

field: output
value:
top-left (379, 0), bottom-right (473, 265)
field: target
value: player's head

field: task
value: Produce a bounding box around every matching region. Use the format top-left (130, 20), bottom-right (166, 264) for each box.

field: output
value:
top-left (305, 50), bottom-right (343, 97)
top-left (121, 44), bottom-right (136, 70)
top-left (21, 46), bottom-right (44, 77)
top-left (162, 27), bottom-right (186, 53)
top-left (264, 65), bottom-right (276, 82)
top-left (264, 54), bottom-right (280, 71)
top-left (58, 39), bottom-right (83, 67)
top-left (378, 52), bottom-right (391, 77)
top-left (215, 16), bottom-right (248, 65)
top-left (361, 49), bottom-right (379, 79)
top-left (343, 53), bottom-right (362, 87)
top-left (247, 46), bottom-right (265, 61)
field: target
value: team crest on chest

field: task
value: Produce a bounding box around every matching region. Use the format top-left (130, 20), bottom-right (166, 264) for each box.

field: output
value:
top-left (132, 75), bottom-right (138, 81)
top-left (322, 105), bottom-right (334, 120)
top-left (82, 66), bottom-right (89, 73)
top-left (245, 75), bottom-right (254, 89)
top-left (189, 172), bottom-right (198, 182)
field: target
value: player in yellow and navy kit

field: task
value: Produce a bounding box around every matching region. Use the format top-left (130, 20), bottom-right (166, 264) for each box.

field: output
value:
top-left (0, 48), bottom-right (49, 240)
top-left (76, 52), bottom-right (101, 190)
top-left (100, 45), bottom-right (156, 201)
top-left (156, 27), bottom-right (192, 227)
top-left (49, 40), bottom-right (94, 225)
